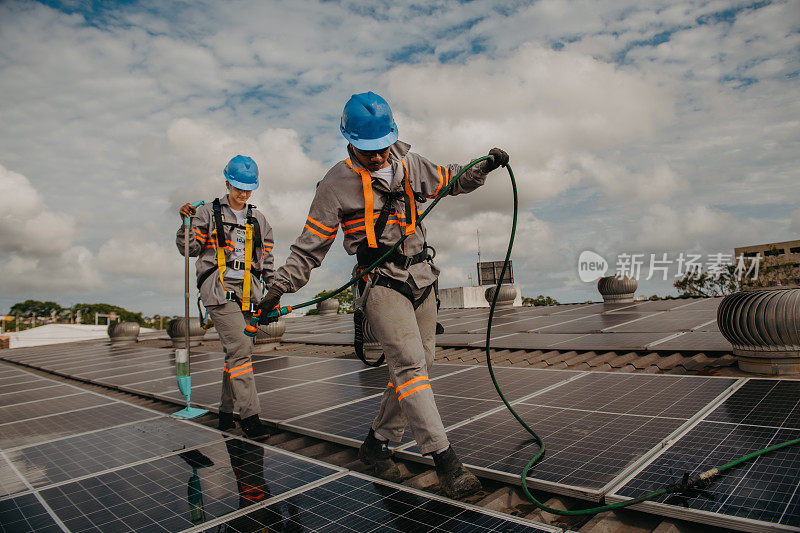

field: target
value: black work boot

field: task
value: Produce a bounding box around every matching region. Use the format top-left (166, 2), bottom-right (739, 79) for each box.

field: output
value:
top-left (240, 414), bottom-right (270, 441)
top-left (218, 411), bottom-right (236, 431)
top-left (432, 446), bottom-right (481, 499)
top-left (358, 428), bottom-right (403, 483)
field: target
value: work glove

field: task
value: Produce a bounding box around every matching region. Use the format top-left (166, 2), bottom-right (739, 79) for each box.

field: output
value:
top-left (483, 148), bottom-right (509, 173)
top-left (258, 285), bottom-right (284, 325)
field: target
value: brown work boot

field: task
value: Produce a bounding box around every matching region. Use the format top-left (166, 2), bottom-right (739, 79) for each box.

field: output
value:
top-left (433, 446), bottom-right (481, 499)
top-left (358, 429), bottom-right (403, 483)
top-left (240, 414), bottom-right (270, 441)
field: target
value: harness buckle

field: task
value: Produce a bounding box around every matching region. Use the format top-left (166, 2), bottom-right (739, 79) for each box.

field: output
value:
top-left (400, 256), bottom-right (413, 269)
top-left (231, 260), bottom-right (246, 270)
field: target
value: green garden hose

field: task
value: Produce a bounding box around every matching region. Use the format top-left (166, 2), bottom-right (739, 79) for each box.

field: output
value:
top-left (269, 155), bottom-right (800, 516)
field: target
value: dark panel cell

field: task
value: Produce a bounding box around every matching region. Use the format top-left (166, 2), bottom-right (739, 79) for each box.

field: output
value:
top-left (207, 474), bottom-right (553, 533)
top-left (0, 493), bottom-right (62, 532)
top-left (258, 382), bottom-right (383, 422)
top-left (40, 438), bottom-right (337, 533)
top-left (0, 392), bottom-right (112, 425)
top-left (0, 402), bottom-right (156, 449)
top-left (0, 384), bottom-right (80, 407)
top-left (486, 333), bottom-right (589, 350)
top-left (5, 417), bottom-right (222, 489)
top-left (251, 374), bottom-right (307, 393)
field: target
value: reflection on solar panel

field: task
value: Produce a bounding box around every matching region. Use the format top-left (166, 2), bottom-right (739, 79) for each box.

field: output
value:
top-left (608, 379), bottom-right (800, 532)
top-left (38, 439), bottom-right (339, 532)
top-left (396, 373), bottom-right (737, 500)
top-left (205, 473), bottom-right (558, 533)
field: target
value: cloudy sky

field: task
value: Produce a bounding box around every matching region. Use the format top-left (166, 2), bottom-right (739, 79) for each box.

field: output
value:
top-left (1, 0), bottom-right (798, 316)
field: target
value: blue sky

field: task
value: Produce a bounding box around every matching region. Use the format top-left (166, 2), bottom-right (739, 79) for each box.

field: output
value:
top-left (0, 0), bottom-right (798, 315)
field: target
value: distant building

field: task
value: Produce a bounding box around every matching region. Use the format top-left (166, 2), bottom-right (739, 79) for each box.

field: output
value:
top-left (735, 239), bottom-right (800, 288)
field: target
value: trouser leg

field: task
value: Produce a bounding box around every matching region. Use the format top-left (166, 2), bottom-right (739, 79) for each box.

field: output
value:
top-left (369, 285), bottom-right (447, 455)
top-left (219, 350), bottom-right (234, 414)
top-left (207, 301), bottom-right (260, 419)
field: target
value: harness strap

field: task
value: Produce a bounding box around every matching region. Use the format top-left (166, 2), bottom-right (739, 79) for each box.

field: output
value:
top-left (242, 205), bottom-right (253, 310)
top-left (345, 157), bottom-right (377, 248)
top-left (401, 160), bottom-right (417, 236)
top-left (212, 199), bottom-right (228, 288)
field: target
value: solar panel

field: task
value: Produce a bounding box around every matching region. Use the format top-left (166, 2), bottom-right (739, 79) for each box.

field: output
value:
top-left (396, 373), bottom-right (737, 500)
top-left (206, 473), bottom-right (558, 533)
top-left (0, 402), bottom-right (158, 450)
top-left (608, 379), bottom-right (800, 531)
top-left (0, 383), bottom-right (82, 407)
top-left (0, 456), bottom-right (28, 498)
top-left (0, 493), bottom-right (62, 532)
top-left (0, 393), bottom-right (113, 425)
top-left (646, 331), bottom-right (732, 351)
top-left (283, 368), bottom-right (578, 448)
top-left (257, 382), bottom-right (385, 422)
top-left (38, 439), bottom-right (341, 532)
top-left (4, 418), bottom-right (224, 489)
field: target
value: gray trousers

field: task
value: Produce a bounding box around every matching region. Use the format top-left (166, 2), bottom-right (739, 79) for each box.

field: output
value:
top-left (207, 301), bottom-right (260, 419)
top-left (368, 285), bottom-right (449, 455)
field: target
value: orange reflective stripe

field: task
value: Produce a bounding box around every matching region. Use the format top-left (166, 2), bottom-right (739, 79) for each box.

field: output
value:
top-left (343, 225), bottom-right (365, 234)
top-left (230, 367), bottom-right (253, 378)
top-left (307, 216), bottom-right (336, 233)
top-left (346, 157), bottom-right (377, 248)
top-left (229, 361), bottom-right (252, 372)
top-left (304, 224), bottom-right (336, 240)
top-left (395, 375), bottom-right (429, 392)
top-left (434, 165), bottom-right (444, 197)
top-left (401, 160), bottom-right (416, 236)
top-left (387, 382), bottom-right (393, 387)
top-left (398, 384), bottom-right (431, 402)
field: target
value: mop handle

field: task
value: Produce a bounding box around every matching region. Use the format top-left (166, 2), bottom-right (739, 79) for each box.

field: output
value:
top-left (184, 201), bottom-right (205, 374)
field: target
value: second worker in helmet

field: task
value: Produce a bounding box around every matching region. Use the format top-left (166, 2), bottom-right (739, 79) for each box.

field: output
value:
top-left (260, 91), bottom-right (508, 499)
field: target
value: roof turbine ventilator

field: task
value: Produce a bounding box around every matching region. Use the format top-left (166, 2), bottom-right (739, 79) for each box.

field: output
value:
top-left (717, 287), bottom-right (800, 375)
top-left (597, 275), bottom-right (637, 303)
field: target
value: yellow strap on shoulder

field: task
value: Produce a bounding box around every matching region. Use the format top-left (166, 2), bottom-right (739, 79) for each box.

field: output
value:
top-left (242, 223), bottom-right (253, 311)
top-left (214, 221), bottom-right (227, 289)
top-left (346, 157), bottom-right (377, 248)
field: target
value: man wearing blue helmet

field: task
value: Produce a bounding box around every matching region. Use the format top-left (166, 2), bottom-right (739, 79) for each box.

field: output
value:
top-left (260, 92), bottom-right (508, 498)
top-left (177, 155), bottom-right (274, 440)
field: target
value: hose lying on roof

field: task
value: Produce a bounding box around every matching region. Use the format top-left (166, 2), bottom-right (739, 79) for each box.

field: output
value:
top-left (251, 155), bottom-right (800, 515)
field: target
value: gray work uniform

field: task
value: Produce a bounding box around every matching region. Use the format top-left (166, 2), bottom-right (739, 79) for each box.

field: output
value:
top-left (176, 195), bottom-right (274, 419)
top-left (272, 141), bottom-right (490, 454)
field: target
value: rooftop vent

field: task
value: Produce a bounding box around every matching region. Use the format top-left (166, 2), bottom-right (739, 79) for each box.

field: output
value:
top-left (107, 321), bottom-right (139, 345)
top-left (717, 287), bottom-right (800, 375)
top-left (597, 275), bottom-right (637, 303)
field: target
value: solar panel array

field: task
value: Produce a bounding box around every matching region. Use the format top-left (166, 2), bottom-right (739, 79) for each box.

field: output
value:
top-left (0, 366), bottom-right (556, 532)
top-left (3, 338), bottom-right (800, 531)
top-left (280, 297), bottom-right (732, 351)
top-left (608, 379), bottom-right (800, 532)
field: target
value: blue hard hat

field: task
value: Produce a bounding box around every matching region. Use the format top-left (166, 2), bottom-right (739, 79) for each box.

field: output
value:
top-left (223, 155), bottom-right (259, 190)
top-left (340, 92), bottom-right (399, 151)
